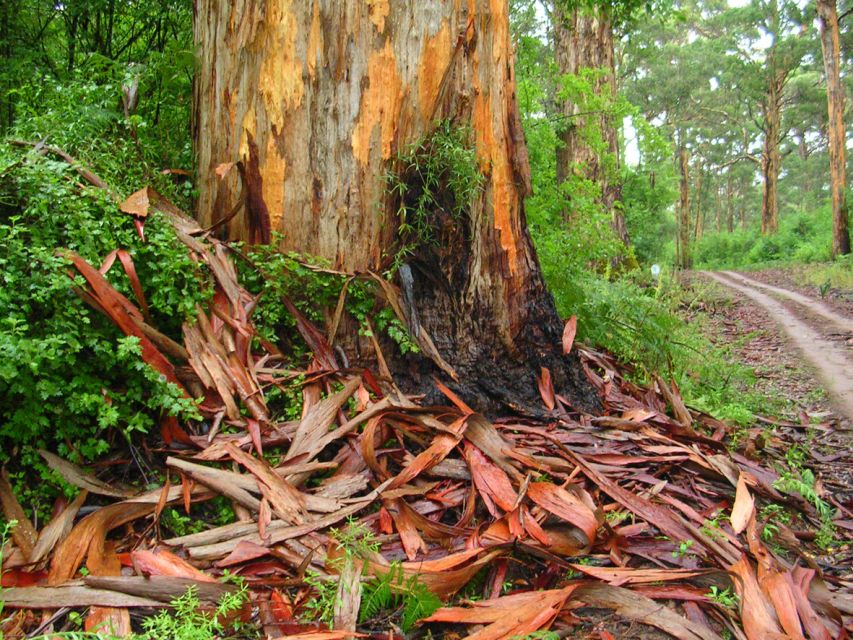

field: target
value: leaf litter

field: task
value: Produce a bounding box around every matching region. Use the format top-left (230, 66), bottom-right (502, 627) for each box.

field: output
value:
top-left (1, 182), bottom-right (851, 639)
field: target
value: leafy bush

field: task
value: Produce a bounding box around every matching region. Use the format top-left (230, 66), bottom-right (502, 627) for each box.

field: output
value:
top-left (135, 583), bottom-right (249, 640)
top-left (0, 67), bottom-right (204, 488)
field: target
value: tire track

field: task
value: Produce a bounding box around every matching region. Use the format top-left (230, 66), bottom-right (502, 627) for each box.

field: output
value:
top-left (720, 270), bottom-right (853, 333)
top-left (702, 271), bottom-right (853, 422)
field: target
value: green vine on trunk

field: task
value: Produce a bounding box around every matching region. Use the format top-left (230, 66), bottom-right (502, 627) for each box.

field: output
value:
top-left (384, 120), bottom-right (484, 272)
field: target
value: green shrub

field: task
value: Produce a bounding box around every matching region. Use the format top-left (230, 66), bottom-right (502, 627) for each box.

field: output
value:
top-left (694, 206), bottom-right (835, 269)
top-left (0, 67), bottom-right (204, 496)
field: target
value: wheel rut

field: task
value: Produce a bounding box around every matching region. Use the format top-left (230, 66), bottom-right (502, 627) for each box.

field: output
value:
top-left (702, 271), bottom-right (853, 423)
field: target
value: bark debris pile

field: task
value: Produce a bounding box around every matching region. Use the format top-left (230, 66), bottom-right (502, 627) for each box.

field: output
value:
top-left (1, 192), bottom-right (851, 640)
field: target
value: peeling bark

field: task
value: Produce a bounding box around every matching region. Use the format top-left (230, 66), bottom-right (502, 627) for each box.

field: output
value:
top-left (193, 0), bottom-right (599, 414)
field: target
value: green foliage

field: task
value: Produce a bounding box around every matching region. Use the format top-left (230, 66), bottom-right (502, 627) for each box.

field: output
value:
top-left (302, 520), bottom-right (441, 631)
top-left (0, 61), bottom-right (206, 514)
top-left (0, 131), bottom-right (206, 470)
top-left (2, 548), bottom-right (248, 640)
top-left (134, 583), bottom-right (249, 640)
top-left (694, 207), bottom-right (835, 269)
top-left (238, 241), bottom-right (418, 364)
top-left (385, 120), bottom-right (483, 268)
top-left (671, 539), bottom-right (694, 558)
top-left (511, 632), bottom-right (560, 640)
top-left (707, 586), bottom-right (739, 609)
top-left (774, 467), bottom-right (836, 550)
top-left (759, 503), bottom-right (792, 543)
top-left (358, 563), bottom-right (442, 632)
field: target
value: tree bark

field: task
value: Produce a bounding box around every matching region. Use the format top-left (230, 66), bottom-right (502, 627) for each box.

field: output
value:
top-left (817, 0), bottom-right (850, 257)
top-left (553, 2), bottom-right (630, 248)
top-left (678, 145), bottom-right (691, 269)
top-left (193, 0), bottom-right (599, 415)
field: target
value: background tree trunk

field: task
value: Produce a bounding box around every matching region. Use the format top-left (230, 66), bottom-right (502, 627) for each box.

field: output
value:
top-left (817, 0), bottom-right (850, 257)
top-left (726, 173), bottom-right (734, 233)
top-left (678, 145), bottom-right (691, 269)
top-left (193, 0), bottom-right (598, 414)
top-left (760, 72), bottom-right (783, 234)
top-left (553, 2), bottom-right (630, 248)
top-left (693, 167), bottom-right (704, 242)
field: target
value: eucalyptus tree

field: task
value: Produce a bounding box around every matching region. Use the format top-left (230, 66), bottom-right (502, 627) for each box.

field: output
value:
top-left (193, 0), bottom-right (598, 412)
top-left (816, 0), bottom-right (850, 255)
top-left (717, 0), bottom-right (811, 234)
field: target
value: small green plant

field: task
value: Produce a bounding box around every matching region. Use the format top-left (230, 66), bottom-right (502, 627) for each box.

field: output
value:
top-left (773, 468), bottom-right (836, 550)
top-left (671, 539), bottom-right (694, 559)
top-left (359, 563), bottom-right (442, 631)
top-left (700, 514), bottom-right (725, 541)
top-left (134, 583), bottom-right (249, 640)
top-left (302, 520), bottom-right (441, 631)
top-left (384, 120), bottom-right (483, 269)
top-left (511, 632), bottom-right (560, 640)
top-left (707, 586), bottom-right (739, 609)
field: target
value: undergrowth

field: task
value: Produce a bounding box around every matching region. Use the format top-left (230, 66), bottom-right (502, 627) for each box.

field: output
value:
top-left (0, 61), bottom-right (203, 481)
top-left (0, 581), bottom-right (249, 640)
top-left (134, 582), bottom-right (249, 640)
top-left (539, 263), bottom-right (770, 425)
top-left (384, 120), bottom-right (483, 271)
top-left (693, 206), bottom-right (836, 268)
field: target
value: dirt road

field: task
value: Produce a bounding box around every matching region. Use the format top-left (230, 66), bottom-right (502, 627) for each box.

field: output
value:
top-left (703, 271), bottom-right (853, 422)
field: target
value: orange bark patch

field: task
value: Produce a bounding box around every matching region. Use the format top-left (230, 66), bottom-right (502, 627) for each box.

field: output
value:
top-left (489, 0), bottom-right (509, 64)
top-left (257, 0), bottom-right (303, 127)
top-left (473, 91), bottom-right (519, 274)
top-left (418, 21), bottom-right (452, 122)
top-left (351, 41), bottom-right (403, 166)
top-left (239, 106), bottom-right (257, 160)
top-left (367, 0), bottom-right (390, 32)
top-left (307, 1), bottom-right (323, 80)
top-left (262, 137), bottom-right (287, 232)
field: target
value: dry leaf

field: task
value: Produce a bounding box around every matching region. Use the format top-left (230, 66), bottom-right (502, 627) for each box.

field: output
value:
top-left (119, 186), bottom-right (151, 217)
top-left (730, 473), bottom-right (755, 535)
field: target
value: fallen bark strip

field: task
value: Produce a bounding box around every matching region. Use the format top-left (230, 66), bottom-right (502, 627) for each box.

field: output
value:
top-left (2, 584), bottom-right (163, 609)
top-left (83, 576), bottom-right (236, 603)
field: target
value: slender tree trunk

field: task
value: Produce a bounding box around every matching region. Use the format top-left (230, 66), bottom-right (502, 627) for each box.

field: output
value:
top-left (693, 168), bottom-right (703, 242)
top-left (714, 182), bottom-right (722, 233)
top-left (760, 73), bottom-right (783, 234)
top-left (817, 0), bottom-right (850, 256)
top-left (553, 3), bottom-right (630, 248)
top-left (193, 0), bottom-right (598, 414)
top-left (726, 173), bottom-right (734, 233)
top-left (678, 145), bottom-right (691, 269)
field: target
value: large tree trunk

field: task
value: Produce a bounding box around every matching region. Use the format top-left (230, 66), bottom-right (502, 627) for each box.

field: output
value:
top-left (193, 0), bottom-right (598, 415)
top-left (677, 145), bottom-right (691, 269)
top-left (553, 3), bottom-right (630, 248)
top-left (760, 73), bottom-right (783, 234)
top-left (817, 0), bottom-right (851, 257)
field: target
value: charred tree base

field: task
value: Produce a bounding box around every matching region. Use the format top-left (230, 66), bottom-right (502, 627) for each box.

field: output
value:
top-left (380, 242), bottom-right (601, 417)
